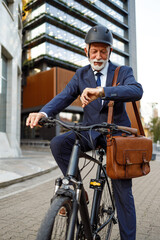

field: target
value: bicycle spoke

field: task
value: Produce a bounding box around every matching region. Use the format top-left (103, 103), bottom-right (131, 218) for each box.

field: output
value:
top-left (97, 178), bottom-right (115, 240)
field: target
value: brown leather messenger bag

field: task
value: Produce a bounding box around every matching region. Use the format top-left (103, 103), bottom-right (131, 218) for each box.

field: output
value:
top-left (106, 67), bottom-right (152, 179)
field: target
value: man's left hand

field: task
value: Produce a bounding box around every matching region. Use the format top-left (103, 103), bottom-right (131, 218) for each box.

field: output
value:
top-left (81, 87), bottom-right (104, 108)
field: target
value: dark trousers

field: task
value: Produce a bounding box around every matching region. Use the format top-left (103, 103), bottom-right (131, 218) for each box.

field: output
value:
top-left (50, 131), bottom-right (136, 240)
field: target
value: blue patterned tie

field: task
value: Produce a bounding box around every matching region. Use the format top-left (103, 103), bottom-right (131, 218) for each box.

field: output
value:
top-left (96, 72), bottom-right (102, 104)
top-left (96, 72), bottom-right (102, 87)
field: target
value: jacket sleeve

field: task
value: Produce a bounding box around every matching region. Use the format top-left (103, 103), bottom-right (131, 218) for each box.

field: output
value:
top-left (103, 66), bottom-right (143, 102)
top-left (40, 71), bottom-right (80, 117)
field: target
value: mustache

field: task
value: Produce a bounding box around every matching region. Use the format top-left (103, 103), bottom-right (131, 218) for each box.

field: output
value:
top-left (91, 59), bottom-right (105, 63)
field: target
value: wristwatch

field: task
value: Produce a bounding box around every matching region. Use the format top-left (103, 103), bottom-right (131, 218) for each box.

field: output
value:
top-left (96, 87), bottom-right (105, 98)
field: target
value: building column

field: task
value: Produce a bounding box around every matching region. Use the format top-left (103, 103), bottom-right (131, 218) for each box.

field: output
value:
top-left (128, 0), bottom-right (137, 80)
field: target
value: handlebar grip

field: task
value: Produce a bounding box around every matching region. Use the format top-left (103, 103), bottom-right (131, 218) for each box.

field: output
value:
top-left (117, 126), bottom-right (138, 135)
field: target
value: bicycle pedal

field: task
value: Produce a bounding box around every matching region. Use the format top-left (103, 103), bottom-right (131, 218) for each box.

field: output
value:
top-left (89, 179), bottom-right (104, 191)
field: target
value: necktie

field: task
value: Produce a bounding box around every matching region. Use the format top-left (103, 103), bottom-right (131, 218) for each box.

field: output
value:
top-left (96, 72), bottom-right (102, 87)
top-left (96, 72), bottom-right (102, 104)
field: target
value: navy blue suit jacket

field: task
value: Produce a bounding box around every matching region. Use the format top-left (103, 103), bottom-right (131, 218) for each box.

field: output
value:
top-left (40, 61), bottom-right (143, 129)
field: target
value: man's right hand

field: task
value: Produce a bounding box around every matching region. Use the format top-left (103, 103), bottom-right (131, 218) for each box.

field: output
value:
top-left (26, 112), bottom-right (46, 128)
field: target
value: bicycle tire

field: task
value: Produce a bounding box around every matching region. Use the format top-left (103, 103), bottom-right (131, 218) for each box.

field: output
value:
top-left (36, 196), bottom-right (72, 240)
top-left (96, 177), bottom-right (115, 240)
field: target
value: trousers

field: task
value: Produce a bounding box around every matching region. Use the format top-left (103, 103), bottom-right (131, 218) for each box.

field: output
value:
top-left (50, 131), bottom-right (136, 240)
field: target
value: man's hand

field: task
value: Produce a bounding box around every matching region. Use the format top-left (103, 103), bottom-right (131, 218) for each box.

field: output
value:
top-left (26, 112), bottom-right (46, 128)
top-left (81, 87), bottom-right (104, 108)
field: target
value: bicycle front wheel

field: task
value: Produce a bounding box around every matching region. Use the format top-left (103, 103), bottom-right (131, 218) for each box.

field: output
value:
top-left (36, 196), bottom-right (72, 240)
top-left (97, 177), bottom-right (115, 240)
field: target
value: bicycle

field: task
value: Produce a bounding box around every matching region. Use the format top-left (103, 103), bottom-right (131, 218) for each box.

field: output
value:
top-left (36, 117), bottom-right (136, 240)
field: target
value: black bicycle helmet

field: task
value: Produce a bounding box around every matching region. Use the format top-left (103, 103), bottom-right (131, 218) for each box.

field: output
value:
top-left (85, 24), bottom-right (113, 46)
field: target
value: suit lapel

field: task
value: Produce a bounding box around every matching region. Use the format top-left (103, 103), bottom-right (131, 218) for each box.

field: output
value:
top-left (106, 61), bottom-right (117, 87)
top-left (85, 67), bottom-right (97, 88)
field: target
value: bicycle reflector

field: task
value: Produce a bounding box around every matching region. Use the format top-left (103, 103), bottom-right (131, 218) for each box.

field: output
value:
top-left (90, 179), bottom-right (104, 191)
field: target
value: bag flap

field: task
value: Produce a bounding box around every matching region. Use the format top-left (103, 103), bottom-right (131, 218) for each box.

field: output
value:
top-left (113, 136), bottom-right (153, 165)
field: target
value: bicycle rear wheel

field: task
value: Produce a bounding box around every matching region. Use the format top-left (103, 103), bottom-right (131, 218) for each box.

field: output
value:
top-left (36, 196), bottom-right (72, 240)
top-left (97, 177), bottom-right (115, 240)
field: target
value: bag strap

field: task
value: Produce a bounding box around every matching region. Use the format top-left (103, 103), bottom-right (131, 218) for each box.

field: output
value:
top-left (107, 66), bottom-right (120, 124)
top-left (107, 66), bottom-right (145, 136)
top-left (132, 102), bottom-right (145, 136)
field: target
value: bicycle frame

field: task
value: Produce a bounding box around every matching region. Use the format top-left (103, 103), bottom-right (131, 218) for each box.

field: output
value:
top-left (55, 133), bottom-right (116, 240)
top-left (37, 118), bottom-right (137, 240)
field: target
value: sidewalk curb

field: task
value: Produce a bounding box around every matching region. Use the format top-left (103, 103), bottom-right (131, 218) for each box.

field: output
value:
top-left (0, 166), bottom-right (57, 188)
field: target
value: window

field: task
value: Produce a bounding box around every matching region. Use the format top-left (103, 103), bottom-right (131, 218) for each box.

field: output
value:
top-left (29, 42), bottom-right (88, 67)
top-left (0, 55), bottom-right (7, 132)
top-left (110, 52), bottom-right (125, 65)
top-left (111, 0), bottom-right (124, 8)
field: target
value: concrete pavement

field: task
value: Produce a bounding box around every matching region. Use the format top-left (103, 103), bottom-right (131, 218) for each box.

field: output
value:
top-left (0, 148), bottom-right (160, 239)
top-left (0, 148), bottom-right (57, 188)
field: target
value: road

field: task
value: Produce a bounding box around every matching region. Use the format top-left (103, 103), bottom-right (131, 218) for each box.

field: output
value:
top-left (0, 155), bottom-right (160, 240)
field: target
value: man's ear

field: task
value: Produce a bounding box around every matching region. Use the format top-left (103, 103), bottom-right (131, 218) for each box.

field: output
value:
top-left (84, 47), bottom-right (88, 57)
top-left (109, 47), bottom-right (113, 57)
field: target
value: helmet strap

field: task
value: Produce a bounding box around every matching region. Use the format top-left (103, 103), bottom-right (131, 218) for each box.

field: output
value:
top-left (87, 44), bottom-right (91, 58)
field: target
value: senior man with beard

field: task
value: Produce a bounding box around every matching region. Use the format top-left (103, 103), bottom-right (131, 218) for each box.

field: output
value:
top-left (26, 24), bottom-right (143, 240)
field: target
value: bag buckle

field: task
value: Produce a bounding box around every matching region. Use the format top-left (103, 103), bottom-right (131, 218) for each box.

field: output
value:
top-left (126, 157), bottom-right (133, 165)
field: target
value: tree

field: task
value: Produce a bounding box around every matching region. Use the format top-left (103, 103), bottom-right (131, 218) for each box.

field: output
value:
top-left (149, 117), bottom-right (160, 143)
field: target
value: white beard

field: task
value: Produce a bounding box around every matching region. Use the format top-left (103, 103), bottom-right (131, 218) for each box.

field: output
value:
top-left (89, 59), bottom-right (108, 71)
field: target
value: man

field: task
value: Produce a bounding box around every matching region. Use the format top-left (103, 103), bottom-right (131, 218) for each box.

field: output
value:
top-left (26, 24), bottom-right (143, 240)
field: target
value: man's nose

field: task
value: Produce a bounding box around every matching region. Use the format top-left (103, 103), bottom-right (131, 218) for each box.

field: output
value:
top-left (96, 51), bottom-right (101, 60)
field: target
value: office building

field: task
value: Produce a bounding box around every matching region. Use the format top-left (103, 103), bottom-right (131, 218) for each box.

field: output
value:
top-left (22, 0), bottom-right (138, 140)
top-left (0, 0), bottom-right (22, 157)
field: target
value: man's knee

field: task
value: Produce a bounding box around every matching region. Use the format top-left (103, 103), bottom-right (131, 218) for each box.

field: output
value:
top-left (50, 132), bottom-right (75, 156)
top-left (50, 135), bottom-right (63, 154)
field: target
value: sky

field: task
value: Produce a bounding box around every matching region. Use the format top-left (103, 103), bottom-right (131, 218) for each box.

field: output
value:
top-left (135, 0), bottom-right (160, 123)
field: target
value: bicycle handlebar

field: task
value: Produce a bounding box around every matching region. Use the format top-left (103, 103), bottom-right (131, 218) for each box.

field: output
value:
top-left (38, 117), bottom-right (138, 136)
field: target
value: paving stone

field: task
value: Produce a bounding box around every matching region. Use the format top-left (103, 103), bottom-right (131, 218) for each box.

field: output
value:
top-left (0, 154), bottom-right (160, 239)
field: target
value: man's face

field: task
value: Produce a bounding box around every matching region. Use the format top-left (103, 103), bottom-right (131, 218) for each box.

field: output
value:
top-left (85, 43), bottom-right (112, 71)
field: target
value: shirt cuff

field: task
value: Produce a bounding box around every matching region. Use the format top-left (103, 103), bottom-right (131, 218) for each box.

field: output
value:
top-left (40, 112), bottom-right (48, 118)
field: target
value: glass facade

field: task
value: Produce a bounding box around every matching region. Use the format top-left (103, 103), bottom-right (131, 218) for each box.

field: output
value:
top-left (26, 23), bottom-right (46, 41)
top-left (29, 42), bottom-right (89, 67)
top-left (26, 2), bottom-right (125, 37)
top-left (26, 4), bottom-right (46, 21)
top-left (64, 0), bottom-right (124, 23)
top-left (59, 0), bottom-right (124, 36)
top-left (24, 1), bottom-right (126, 67)
top-left (26, 22), bottom-right (125, 52)
top-left (111, 0), bottom-right (123, 8)
top-left (26, 23), bottom-right (86, 49)
top-left (0, 55), bottom-right (7, 132)
top-left (22, 0), bottom-right (134, 140)
top-left (28, 41), bottom-right (124, 66)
